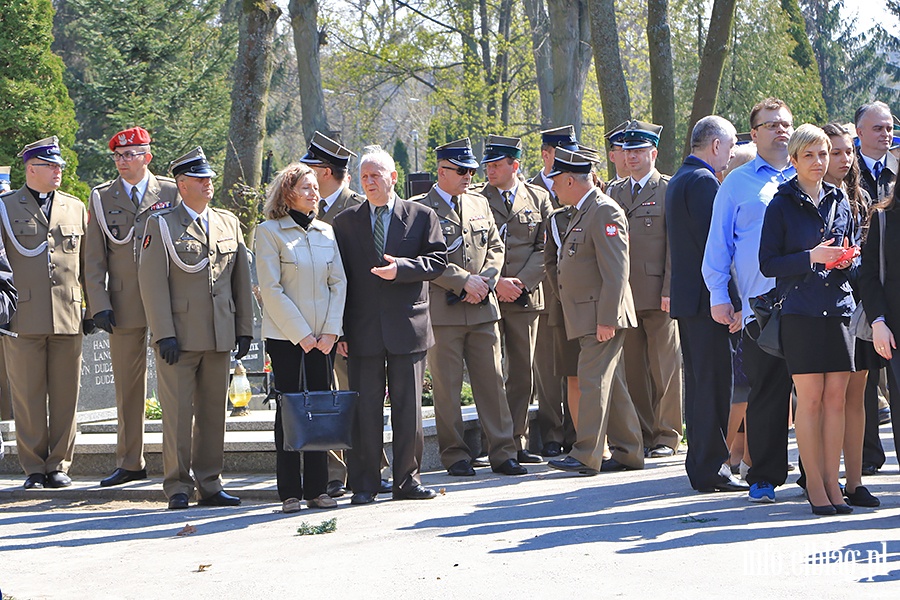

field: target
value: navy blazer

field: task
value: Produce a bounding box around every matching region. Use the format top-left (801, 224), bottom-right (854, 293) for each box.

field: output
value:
top-left (666, 155), bottom-right (739, 318)
top-left (758, 178), bottom-right (855, 317)
top-left (332, 197), bottom-right (447, 357)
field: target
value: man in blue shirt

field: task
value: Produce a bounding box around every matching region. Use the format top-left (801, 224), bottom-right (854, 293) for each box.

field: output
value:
top-left (702, 98), bottom-right (796, 503)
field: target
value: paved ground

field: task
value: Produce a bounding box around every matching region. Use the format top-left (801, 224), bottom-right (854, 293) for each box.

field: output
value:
top-left (1, 431), bottom-right (899, 599)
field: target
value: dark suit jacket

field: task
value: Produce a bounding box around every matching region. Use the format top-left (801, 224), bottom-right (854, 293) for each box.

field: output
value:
top-left (857, 147), bottom-right (898, 204)
top-left (666, 156), bottom-right (739, 319)
top-left (333, 196), bottom-right (447, 357)
top-left (860, 206), bottom-right (900, 331)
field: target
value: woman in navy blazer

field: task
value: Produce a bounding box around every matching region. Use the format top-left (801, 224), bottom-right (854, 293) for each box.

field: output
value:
top-left (759, 124), bottom-right (856, 515)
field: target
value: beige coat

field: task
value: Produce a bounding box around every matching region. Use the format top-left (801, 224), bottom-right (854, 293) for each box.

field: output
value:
top-left (138, 204), bottom-right (253, 352)
top-left (0, 187), bottom-right (86, 335)
top-left (255, 215), bottom-right (346, 344)
top-left (606, 170), bottom-right (671, 312)
top-left (547, 189), bottom-right (637, 340)
top-left (84, 174), bottom-right (180, 327)
top-left (412, 187), bottom-right (503, 326)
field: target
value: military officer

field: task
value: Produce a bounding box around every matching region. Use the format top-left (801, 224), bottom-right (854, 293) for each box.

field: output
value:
top-left (606, 121), bottom-right (684, 461)
top-left (605, 121), bottom-right (632, 185)
top-left (1, 136), bottom-right (88, 489)
top-left (473, 135), bottom-right (553, 463)
top-left (529, 125), bottom-right (578, 457)
top-left (412, 138), bottom-right (525, 477)
top-left (84, 127), bottom-right (180, 487)
top-left (138, 147), bottom-right (253, 509)
top-left (544, 148), bottom-right (644, 475)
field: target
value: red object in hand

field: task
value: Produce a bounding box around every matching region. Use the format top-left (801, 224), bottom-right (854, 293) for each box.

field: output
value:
top-left (825, 245), bottom-right (859, 270)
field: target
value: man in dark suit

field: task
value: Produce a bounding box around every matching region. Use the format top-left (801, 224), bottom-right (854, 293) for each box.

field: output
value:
top-left (333, 146), bottom-right (447, 505)
top-left (667, 116), bottom-right (747, 493)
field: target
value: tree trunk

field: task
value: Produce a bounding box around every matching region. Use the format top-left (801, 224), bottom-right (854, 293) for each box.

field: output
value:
top-left (547, 0), bottom-right (592, 135)
top-left (289, 0), bottom-right (331, 142)
top-left (221, 0), bottom-right (281, 232)
top-left (588, 0), bottom-right (631, 179)
top-left (647, 0), bottom-right (676, 175)
top-left (681, 0), bottom-right (737, 159)
top-left (522, 0), bottom-right (554, 127)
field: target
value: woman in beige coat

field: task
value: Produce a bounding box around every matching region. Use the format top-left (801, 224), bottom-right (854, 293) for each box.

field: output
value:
top-left (256, 163), bottom-right (346, 512)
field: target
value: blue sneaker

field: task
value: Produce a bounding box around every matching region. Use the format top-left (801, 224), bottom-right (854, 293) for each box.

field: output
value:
top-left (748, 481), bottom-right (775, 503)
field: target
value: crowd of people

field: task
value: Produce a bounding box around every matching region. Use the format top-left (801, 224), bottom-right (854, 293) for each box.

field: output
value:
top-left (1, 95), bottom-right (898, 517)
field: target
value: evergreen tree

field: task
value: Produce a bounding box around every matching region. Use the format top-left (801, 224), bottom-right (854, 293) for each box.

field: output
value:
top-left (0, 0), bottom-right (86, 198)
top-left (393, 139), bottom-right (411, 176)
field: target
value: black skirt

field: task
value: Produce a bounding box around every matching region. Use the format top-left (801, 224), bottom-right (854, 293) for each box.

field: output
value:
top-left (781, 314), bottom-right (854, 375)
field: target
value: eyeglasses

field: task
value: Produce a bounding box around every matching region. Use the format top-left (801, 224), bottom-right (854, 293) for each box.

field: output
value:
top-left (440, 165), bottom-right (477, 176)
top-left (752, 120), bottom-right (793, 131)
top-left (110, 151), bottom-right (148, 162)
top-left (32, 162), bottom-right (65, 171)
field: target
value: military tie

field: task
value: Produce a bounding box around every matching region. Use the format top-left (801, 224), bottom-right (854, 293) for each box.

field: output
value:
top-left (196, 216), bottom-right (208, 247)
top-left (131, 185), bottom-right (140, 206)
top-left (631, 182), bottom-right (642, 202)
top-left (373, 205), bottom-right (388, 255)
top-left (502, 190), bottom-right (513, 213)
top-left (318, 199), bottom-right (327, 216)
top-left (451, 195), bottom-right (462, 220)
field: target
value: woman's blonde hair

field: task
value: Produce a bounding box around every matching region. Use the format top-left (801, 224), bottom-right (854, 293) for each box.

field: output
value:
top-left (264, 162), bottom-right (316, 220)
top-left (788, 124), bottom-right (831, 159)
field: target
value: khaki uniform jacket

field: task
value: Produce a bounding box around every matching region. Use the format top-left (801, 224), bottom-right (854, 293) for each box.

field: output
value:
top-left (412, 187), bottom-right (503, 326)
top-left (606, 170), bottom-right (671, 312)
top-left (138, 204), bottom-right (253, 352)
top-left (546, 189), bottom-right (637, 340)
top-left (84, 174), bottom-right (180, 328)
top-left (255, 216), bottom-right (346, 344)
top-left (0, 187), bottom-right (86, 335)
top-left (317, 186), bottom-right (364, 226)
top-left (475, 181), bottom-right (553, 312)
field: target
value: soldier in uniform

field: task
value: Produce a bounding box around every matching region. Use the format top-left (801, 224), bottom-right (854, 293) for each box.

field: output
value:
top-left (84, 127), bottom-right (180, 487)
top-left (544, 148), bottom-right (644, 475)
top-left (1, 137), bottom-right (88, 489)
top-left (412, 138), bottom-right (526, 477)
top-left (474, 135), bottom-right (553, 463)
top-left (529, 126), bottom-right (579, 458)
top-left (605, 121), bottom-right (632, 185)
top-left (606, 121), bottom-right (683, 462)
top-left (138, 147), bottom-right (253, 509)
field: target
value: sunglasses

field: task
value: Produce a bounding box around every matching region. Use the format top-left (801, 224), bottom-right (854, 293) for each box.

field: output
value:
top-left (440, 165), bottom-right (477, 176)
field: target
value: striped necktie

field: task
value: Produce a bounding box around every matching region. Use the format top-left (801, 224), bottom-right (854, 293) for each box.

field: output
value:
top-left (373, 205), bottom-right (388, 255)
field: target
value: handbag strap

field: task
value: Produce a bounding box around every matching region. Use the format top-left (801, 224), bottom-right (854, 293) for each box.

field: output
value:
top-left (298, 351), bottom-right (337, 393)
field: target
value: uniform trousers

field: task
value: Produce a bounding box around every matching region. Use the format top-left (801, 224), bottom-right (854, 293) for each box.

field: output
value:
top-left (429, 321), bottom-right (517, 469)
top-left (499, 309), bottom-right (538, 451)
top-left (109, 327), bottom-right (149, 471)
top-left (347, 350), bottom-right (425, 495)
top-left (742, 321), bottom-right (792, 487)
top-left (678, 315), bottom-right (737, 490)
top-left (157, 348), bottom-right (229, 499)
top-left (0, 342), bottom-right (12, 420)
top-left (570, 331), bottom-right (644, 471)
top-left (624, 309), bottom-right (683, 450)
top-left (5, 334), bottom-right (82, 475)
top-left (268, 338), bottom-right (329, 502)
top-left (534, 313), bottom-right (573, 447)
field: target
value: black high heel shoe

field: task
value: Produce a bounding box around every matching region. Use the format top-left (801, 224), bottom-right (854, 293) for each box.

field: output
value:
top-left (808, 499), bottom-right (836, 516)
top-left (832, 503), bottom-right (853, 514)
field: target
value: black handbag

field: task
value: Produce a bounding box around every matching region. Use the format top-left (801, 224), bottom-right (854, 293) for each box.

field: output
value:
top-left (275, 353), bottom-right (359, 452)
top-left (750, 288), bottom-right (785, 359)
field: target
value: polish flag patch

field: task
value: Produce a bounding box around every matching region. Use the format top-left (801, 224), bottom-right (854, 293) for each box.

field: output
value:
top-left (605, 223), bottom-right (619, 237)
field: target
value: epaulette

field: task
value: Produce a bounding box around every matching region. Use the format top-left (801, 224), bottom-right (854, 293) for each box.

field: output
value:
top-left (522, 180), bottom-right (550, 198)
top-left (56, 189), bottom-right (82, 202)
top-left (468, 181), bottom-right (488, 193)
top-left (155, 175), bottom-right (176, 184)
top-left (659, 174), bottom-right (672, 182)
top-left (408, 192), bottom-right (428, 203)
top-left (210, 206), bottom-right (239, 220)
top-left (92, 179), bottom-right (115, 193)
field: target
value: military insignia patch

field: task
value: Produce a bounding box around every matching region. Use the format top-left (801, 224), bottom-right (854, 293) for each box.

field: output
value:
top-left (605, 224), bottom-right (619, 237)
top-left (150, 202), bottom-right (171, 211)
top-left (143, 235), bottom-right (152, 249)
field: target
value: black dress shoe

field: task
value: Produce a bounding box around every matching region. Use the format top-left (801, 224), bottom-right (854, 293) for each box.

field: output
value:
top-left (861, 463), bottom-right (880, 476)
top-left (393, 484), bottom-right (437, 500)
top-left (379, 479), bottom-right (393, 494)
top-left (100, 468), bottom-right (148, 487)
top-left (648, 445), bottom-right (675, 458)
top-left (447, 459), bottom-right (476, 477)
top-left (45, 471), bottom-right (72, 488)
top-left (844, 485), bottom-right (880, 507)
top-left (471, 455), bottom-right (490, 468)
top-left (541, 442), bottom-right (563, 457)
top-left (326, 480), bottom-right (346, 498)
top-left (350, 492), bottom-right (376, 505)
top-left (599, 458), bottom-right (640, 472)
top-left (697, 476), bottom-right (750, 493)
top-left (517, 449), bottom-right (544, 464)
top-left (548, 456), bottom-right (598, 475)
top-left (24, 473), bottom-right (46, 489)
top-left (197, 491), bottom-right (241, 507)
top-left (168, 493), bottom-right (190, 510)
top-left (493, 458), bottom-right (527, 475)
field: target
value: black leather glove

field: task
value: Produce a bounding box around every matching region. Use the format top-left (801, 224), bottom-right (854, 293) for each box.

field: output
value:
top-left (157, 337), bottom-right (180, 365)
top-left (235, 336), bottom-right (252, 360)
top-left (93, 310), bottom-right (116, 334)
top-left (82, 318), bottom-right (98, 335)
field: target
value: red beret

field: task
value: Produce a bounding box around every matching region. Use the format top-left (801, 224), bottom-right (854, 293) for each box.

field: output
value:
top-left (109, 127), bottom-right (152, 151)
